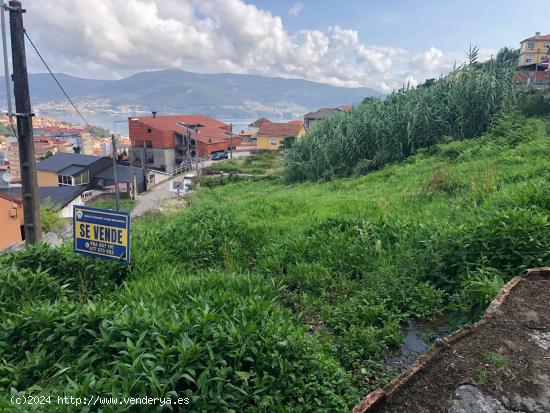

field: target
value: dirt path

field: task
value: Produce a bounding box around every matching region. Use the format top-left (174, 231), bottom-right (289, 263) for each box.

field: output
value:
top-left (354, 268), bottom-right (550, 413)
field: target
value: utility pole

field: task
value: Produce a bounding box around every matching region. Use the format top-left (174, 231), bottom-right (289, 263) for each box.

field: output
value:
top-left (1, 0), bottom-right (13, 126)
top-left (229, 122), bottom-right (233, 159)
top-left (195, 129), bottom-right (199, 173)
top-left (111, 134), bottom-right (120, 210)
top-left (142, 141), bottom-right (147, 191)
top-left (186, 129), bottom-right (191, 169)
top-left (129, 138), bottom-right (137, 199)
top-left (8, 0), bottom-right (42, 243)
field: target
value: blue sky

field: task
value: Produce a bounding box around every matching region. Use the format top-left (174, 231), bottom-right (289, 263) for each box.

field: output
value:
top-left (18, 0), bottom-right (550, 92)
top-left (251, 0), bottom-right (546, 53)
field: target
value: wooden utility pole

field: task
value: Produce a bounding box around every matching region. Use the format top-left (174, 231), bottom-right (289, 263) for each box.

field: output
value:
top-left (8, 0), bottom-right (42, 243)
top-left (111, 134), bottom-right (120, 210)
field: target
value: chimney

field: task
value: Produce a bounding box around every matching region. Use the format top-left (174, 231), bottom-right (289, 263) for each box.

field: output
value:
top-left (152, 111), bottom-right (157, 118)
top-left (536, 32), bottom-right (541, 37)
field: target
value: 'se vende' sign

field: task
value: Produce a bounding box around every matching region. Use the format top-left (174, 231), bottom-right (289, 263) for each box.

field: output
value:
top-left (73, 205), bottom-right (131, 263)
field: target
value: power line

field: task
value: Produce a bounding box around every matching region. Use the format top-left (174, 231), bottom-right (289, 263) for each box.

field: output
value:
top-left (23, 29), bottom-right (89, 127)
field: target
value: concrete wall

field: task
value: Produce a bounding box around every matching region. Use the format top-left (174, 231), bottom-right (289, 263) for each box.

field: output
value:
top-left (131, 147), bottom-right (177, 172)
top-left (60, 195), bottom-right (84, 218)
top-left (0, 196), bottom-right (23, 250)
top-left (257, 135), bottom-right (286, 150)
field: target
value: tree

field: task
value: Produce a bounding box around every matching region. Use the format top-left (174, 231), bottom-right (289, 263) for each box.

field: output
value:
top-left (496, 47), bottom-right (520, 64)
top-left (40, 199), bottom-right (64, 233)
top-left (40, 151), bottom-right (53, 160)
top-left (86, 125), bottom-right (111, 138)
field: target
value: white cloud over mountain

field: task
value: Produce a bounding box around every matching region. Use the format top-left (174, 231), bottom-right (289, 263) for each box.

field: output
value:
top-left (23, 0), bottom-right (495, 92)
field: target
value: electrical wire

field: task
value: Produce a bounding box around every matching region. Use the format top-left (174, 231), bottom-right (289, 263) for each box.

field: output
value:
top-left (23, 29), bottom-right (90, 127)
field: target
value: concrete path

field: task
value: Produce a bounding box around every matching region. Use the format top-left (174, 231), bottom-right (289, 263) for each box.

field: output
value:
top-left (132, 174), bottom-right (188, 217)
top-left (132, 160), bottom-right (214, 217)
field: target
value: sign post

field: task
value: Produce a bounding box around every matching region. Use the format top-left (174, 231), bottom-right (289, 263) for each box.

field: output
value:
top-left (73, 205), bottom-right (131, 263)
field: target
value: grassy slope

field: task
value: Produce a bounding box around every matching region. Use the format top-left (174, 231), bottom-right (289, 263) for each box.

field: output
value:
top-left (203, 153), bottom-right (285, 176)
top-left (1, 114), bottom-right (549, 412)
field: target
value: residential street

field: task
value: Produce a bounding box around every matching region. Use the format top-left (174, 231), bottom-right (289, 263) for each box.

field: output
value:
top-left (132, 160), bottom-right (214, 217)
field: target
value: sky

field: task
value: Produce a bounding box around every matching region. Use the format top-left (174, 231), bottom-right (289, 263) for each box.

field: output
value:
top-left (12, 0), bottom-right (550, 93)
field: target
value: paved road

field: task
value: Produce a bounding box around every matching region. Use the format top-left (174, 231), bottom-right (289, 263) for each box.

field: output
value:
top-left (132, 160), bottom-right (214, 217)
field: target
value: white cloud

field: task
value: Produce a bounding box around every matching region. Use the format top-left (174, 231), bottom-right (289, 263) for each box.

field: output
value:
top-left (288, 2), bottom-right (304, 18)
top-left (19, 0), bottom-right (495, 93)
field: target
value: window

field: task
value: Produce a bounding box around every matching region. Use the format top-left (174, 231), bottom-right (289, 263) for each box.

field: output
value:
top-left (527, 41), bottom-right (535, 50)
top-left (525, 55), bottom-right (533, 63)
top-left (270, 137), bottom-right (278, 146)
top-left (544, 43), bottom-right (550, 49)
top-left (74, 170), bottom-right (89, 185)
top-left (58, 175), bottom-right (74, 186)
top-left (147, 128), bottom-right (152, 133)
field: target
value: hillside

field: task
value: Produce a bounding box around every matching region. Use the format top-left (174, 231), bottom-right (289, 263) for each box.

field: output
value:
top-left (0, 70), bottom-right (383, 123)
top-left (1, 113), bottom-right (549, 411)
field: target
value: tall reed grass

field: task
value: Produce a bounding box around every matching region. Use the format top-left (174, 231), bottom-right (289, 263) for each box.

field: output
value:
top-left (286, 54), bottom-right (517, 182)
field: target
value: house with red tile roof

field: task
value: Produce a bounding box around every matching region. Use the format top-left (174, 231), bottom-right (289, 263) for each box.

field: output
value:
top-left (128, 114), bottom-right (240, 171)
top-left (257, 120), bottom-right (306, 150)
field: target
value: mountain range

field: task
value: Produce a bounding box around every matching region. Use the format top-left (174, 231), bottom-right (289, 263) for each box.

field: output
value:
top-left (0, 69), bottom-right (383, 128)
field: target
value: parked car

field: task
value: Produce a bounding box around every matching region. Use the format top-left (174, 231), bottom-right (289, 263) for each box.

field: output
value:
top-left (212, 151), bottom-right (229, 161)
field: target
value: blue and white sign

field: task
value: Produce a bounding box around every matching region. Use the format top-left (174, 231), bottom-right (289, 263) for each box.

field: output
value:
top-left (73, 205), bottom-right (131, 263)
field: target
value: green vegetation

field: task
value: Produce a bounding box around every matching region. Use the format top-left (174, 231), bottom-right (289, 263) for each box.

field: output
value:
top-left (483, 352), bottom-right (508, 368)
top-left (39, 199), bottom-right (65, 233)
top-left (1, 111), bottom-right (549, 411)
top-left (475, 368), bottom-right (491, 385)
top-left (203, 153), bottom-right (284, 176)
top-left (518, 89), bottom-right (550, 117)
top-left (86, 125), bottom-right (111, 138)
top-left (91, 198), bottom-right (136, 212)
top-left (286, 51), bottom-right (516, 182)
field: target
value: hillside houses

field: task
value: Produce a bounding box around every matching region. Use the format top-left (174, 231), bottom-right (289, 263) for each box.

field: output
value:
top-left (256, 120), bottom-right (306, 150)
top-left (517, 31), bottom-right (550, 88)
top-left (128, 114), bottom-right (240, 172)
top-left (304, 105), bottom-right (353, 129)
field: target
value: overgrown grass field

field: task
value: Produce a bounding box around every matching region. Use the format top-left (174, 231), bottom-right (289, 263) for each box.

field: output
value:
top-left (1, 112), bottom-right (549, 412)
top-left (203, 153), bottom-right (284, 176)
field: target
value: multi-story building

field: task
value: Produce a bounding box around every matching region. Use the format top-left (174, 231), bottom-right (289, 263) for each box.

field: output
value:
top-left (128, 113), bottom-right (240, 172)
top-left (519, 32), bottom-right (550, 67)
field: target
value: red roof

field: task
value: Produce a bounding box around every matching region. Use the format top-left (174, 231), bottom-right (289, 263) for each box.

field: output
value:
top-left (258, 120), bottom-right (304, 137)
top-left (339, 105), bottom-right (353, 111)
top-left (249, 118), bottom-right (271, 128)
top-left (0, 192), bottom-right (23, 204)
top-left (521, 33), bottom-right (550, 42)
top-left (133, 115), bottom-right (231, 144)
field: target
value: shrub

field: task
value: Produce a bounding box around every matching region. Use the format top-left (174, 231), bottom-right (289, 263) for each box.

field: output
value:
top-left (40, 199), bottom-right (64, 233)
